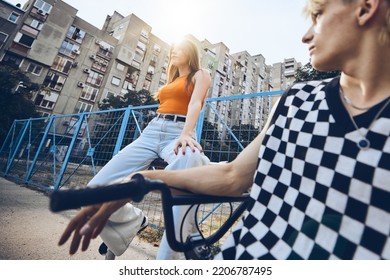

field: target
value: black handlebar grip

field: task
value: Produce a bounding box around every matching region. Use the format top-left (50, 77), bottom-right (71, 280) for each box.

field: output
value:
top-left (49, 174), bottom-right (147, 212)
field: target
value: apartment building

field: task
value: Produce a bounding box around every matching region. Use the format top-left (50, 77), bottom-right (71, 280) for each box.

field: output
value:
top-left (272, 57), bottom-right (302, 91)
top-left (230, 51), bottom-right (274, 129)
top-left (200, 40), bottom-right (233, 132)
top-left (0, 1), bottom-right (25, 54)
top-left (0, 0), bottom-right (300, 134)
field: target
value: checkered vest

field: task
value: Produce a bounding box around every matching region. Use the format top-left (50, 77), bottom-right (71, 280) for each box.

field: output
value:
top-left (216, 77), bottom-right (390, 259)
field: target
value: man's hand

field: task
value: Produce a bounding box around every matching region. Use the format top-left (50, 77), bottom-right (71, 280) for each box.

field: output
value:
top-left (58, 199), bottom-right (127, 254)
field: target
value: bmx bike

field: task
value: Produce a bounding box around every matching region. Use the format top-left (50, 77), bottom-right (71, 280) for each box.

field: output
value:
top-left (50, 174), bottom-right (250, 260)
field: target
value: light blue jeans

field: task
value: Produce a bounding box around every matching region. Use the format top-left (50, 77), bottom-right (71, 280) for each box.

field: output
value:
top-left (87, 117), bottom-right (210, 259)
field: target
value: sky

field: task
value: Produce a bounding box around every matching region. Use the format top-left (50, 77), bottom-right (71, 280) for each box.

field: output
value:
top-left (9, 0), bottom-right (312, 65)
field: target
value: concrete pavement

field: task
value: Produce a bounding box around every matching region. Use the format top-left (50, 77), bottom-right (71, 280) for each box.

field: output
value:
top-left (0, 176), bottom-right (158, 260)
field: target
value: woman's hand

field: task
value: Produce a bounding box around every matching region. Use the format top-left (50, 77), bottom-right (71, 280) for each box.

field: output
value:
top-left (173, 133), bottom-right (203, 155)
top-left (58, 199), bottom-right (127, 254)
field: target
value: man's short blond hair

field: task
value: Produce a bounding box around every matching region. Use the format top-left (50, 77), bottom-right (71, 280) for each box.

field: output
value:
top-left (304, 0), bottom-right (390, 44)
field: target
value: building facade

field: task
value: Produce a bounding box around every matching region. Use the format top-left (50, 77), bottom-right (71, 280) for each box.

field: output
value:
top-left (271, 58), bottom-right (302, 91)
top-left (0, 0), bottom-right (301, 133)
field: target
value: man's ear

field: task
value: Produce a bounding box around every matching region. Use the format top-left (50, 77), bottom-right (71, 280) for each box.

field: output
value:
top-left (357, 0), bottom-right (380, 26)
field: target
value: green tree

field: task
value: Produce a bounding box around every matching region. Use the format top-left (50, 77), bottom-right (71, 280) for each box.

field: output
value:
top-left (0, 65), bottom-right (40, 145)
top-left (295, 62), bottom-right (340, 82)
top-left (98, 89), bottom-right (157, 110)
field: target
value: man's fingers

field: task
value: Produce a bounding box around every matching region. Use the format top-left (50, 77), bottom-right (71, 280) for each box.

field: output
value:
top-left (69, 231), bottom-right (82, 255)
top-left (58, 217), bottom-right (81, 246)
top-left (91, 221), bottom-right (107, 239)
top-left (86, 214), bottom-right (106, 239)
top-left (58, 229), bottom-right (71, 246)
top-left (81, 230), bottom-right (93, 251)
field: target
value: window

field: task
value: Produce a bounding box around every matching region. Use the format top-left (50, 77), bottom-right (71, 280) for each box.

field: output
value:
top-left (153, 44), bottom-right (161, 53)
top-left (8, 12), bottom-right (20, 23)
top-left (147, 65), bottom-right (155, 75)
top-left (111, 76), bottom-right (121, 86)
top-left (43, 71), bottom-right (66, 91)
top-left (59, 40), bottom-right (78, 58)
top-left (139, 30), bottom-right (149, 44)
top-left (66, 26), bottom-right (85, 43)
top-left (150, 54), bottom-right (158, 64)
top-left (40, 100), bottom-right (55, 109)
top-left (34, 94), bottom-right (44, 106)
top-left (80, 85), bottom-right (98, 102)
top-left (159, 72), bottom-right (167, 86)
top-left (74, 101), bottom-right (93, 113)
top-left (34, 0), bottom-right (53, 14)
top-left (139, 36), bottom-right (148, 44)
top-left (122, 80), bottom-right (134, 91)
top-left (14, 32), bottom-right (34, 47)
top-left (52, 56), bottom-right (73, 74)
top-left (27, 63), bottom-right (43, 75)
top-left (38, 111), bottom-right (51, 118)
top-left (137, 41), bottom-right (146, 52)
top-left (30, 20), bottom-right (43, 30)
top-left (133, 49), bottom-right (144, 63)
top-left (91, 56), bottom-right (108, 72)
top-left (67, 117), bottom-right (87, 136)
top-left (86, 70), bottom-right (103, 86)
top-left (131, 60), bottom-right (141, 70)
top-left (140, 29), bottom-right (149, 38)
top-left (125, 68), bottom-right (139, 89)
top-left (106, 91), bottom-right (115, 99)
top-left (143, 79), bottom-right (151, 91)
top-left (0, 32), bottom-right (8, 48)
top-left (1, 53), bottom-right (23, 68)
top-left (97, 42), bottom-right (113, 58)
top-left (34, 91), bottom-right (58, 109)
top-left (116, 62), bottom-right (125, 71)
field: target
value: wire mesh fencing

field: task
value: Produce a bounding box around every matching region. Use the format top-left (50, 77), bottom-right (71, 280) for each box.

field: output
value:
top-left (0, 91), bottom-right (281, 242)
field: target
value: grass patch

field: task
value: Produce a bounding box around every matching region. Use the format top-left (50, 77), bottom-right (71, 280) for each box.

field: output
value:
top-left (138, 226), bottom-right (164, 246)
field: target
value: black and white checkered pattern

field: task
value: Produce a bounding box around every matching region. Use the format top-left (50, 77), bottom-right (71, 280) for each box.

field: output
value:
top-left (216, 77), bottom-right (390, 260)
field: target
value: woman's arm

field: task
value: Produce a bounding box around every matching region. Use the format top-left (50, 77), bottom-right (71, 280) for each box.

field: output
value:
top-left (174, 69), bottom-right (211, 155)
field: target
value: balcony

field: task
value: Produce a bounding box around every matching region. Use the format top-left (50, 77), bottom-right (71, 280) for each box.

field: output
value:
top-left (21, 25), bottom-right (39, 38)
top-left (9, 42), bottom-right (29, 56)
top-left (30, 7), bottom-right (48, 21)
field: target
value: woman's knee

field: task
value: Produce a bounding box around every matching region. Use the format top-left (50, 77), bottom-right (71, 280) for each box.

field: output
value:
top-left (165, 147), bottom-right (209, 170)
top-left (176, 147), bottom-right (209, 166)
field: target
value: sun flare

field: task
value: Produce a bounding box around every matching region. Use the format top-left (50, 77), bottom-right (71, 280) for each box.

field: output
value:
top-left (154, 0), bottom-right (211, 45)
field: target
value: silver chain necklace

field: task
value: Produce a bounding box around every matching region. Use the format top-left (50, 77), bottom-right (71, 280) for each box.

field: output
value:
top-left (340, 88), bottom-right (390, 150)
top-left (341, 90), bottom-right (372, 111)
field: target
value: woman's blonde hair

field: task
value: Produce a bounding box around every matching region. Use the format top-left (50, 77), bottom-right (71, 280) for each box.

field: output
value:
top-left (154, 38), bottom-right (201, 100)
top-left (304, 0), bottom-right (390, 44)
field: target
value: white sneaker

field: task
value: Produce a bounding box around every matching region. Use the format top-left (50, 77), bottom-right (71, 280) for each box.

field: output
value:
top-left (99, 214), bottom-right (149, 257)
top-left (105, 249), bottom-right (116, 260)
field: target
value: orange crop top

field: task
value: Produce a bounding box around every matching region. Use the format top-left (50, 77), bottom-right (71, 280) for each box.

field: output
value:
top-left (156, 75), bottom-right (194, 116)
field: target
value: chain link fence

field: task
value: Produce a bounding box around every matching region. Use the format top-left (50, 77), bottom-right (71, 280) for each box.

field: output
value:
top-left (0, 91), bottom-right (281, 242)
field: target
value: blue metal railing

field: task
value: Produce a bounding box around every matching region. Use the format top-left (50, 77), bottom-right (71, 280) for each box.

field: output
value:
top-left (0, 90), bottom-right (283, 232)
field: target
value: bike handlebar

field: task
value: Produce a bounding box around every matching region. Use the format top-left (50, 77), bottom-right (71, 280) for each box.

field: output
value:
top-left (49, 173), bottom-right (250, 259)
top-left (50, 174), bottom-right (166, 212)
